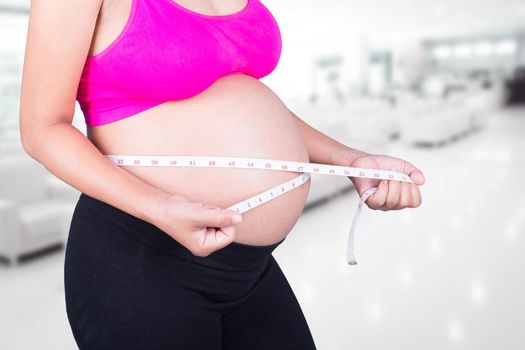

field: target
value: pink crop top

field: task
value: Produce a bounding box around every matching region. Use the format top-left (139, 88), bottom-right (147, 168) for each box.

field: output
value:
top-left (76, 0), bottom-right (282, 126)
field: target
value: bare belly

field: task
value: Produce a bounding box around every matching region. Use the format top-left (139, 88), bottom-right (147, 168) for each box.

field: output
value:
top-left (87, 73), bottom-right (311, 246)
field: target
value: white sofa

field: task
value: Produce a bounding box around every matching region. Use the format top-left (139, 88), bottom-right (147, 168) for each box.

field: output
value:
top-left (396, 86), bottom-right (504, 146)
top-left (0, 153), bottom-right (80, 266)
top-left (396, 96), bottom-right (472, 146)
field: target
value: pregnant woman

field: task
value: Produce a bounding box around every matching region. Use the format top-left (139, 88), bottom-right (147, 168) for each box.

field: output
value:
top-left (19, 0), bottom-right (425, 349)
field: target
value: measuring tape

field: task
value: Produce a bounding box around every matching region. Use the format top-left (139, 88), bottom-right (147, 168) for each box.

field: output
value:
top-left (105, 155), bottom-right (414, 265)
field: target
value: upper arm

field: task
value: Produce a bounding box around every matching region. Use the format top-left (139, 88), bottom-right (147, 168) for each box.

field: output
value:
top-left (19, 0), bottom-right (103, 144)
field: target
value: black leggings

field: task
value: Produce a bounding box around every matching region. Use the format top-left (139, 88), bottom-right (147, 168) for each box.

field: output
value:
top-left (64, 193), bottom-right (317, 350)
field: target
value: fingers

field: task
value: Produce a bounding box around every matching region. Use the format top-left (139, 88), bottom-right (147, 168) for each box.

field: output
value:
top-left (385, 178), bottom-right (401, 210)
top-left (201, 227), bottom-right (215, 247)
top-left (409, 183), bottom-right (422, 208)
top-left (397, 182), bottom-right (412, 209)
top-left (204, 226), bottom-right (236, 248)
top-left (218, 226), bottom-right (236, 240)
top-left (366, 180), bottom-right (422, 210)
top-left (192, 226), bottom-right (236, 257)
top-left (350, 154), bottom-right (424, 211)
top-left (366, 180), bottom-right (388, 209)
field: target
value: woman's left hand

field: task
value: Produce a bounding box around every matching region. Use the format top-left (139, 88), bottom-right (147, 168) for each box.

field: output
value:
top-left (333, 150), bottom-right (426, 211)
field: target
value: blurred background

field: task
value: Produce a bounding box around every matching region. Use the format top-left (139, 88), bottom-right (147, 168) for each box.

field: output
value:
top-left (1, 0), bottom-right (525, 349)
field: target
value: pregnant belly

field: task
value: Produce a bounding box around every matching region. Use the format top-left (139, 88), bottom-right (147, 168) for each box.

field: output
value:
top-left (87, 73), bottom-right (311, 246)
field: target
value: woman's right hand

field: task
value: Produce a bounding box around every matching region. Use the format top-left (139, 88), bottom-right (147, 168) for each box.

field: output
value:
top-left (150, 194), bottom-right (243, 257)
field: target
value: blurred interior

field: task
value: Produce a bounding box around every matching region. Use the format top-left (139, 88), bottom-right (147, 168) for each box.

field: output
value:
top-left (1, 0), bottom-right (525, 349)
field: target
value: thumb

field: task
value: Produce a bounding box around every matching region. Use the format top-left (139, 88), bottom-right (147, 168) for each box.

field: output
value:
top-left (194, 207), bottom-right (243, 228)
top-left (410, 169), bottom-right (425, 185)
top-left (396, 159), bottom-right (425, 186)
top-left (407, 167), bottom-right (425, 185)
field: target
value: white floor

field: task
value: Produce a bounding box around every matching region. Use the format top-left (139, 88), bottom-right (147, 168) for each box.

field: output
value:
top-left (1, 107), bottom-right (524, 350)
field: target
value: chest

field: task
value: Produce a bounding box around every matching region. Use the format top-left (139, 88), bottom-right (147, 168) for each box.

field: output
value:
top-left (83, 0), bottom-right (282, 100)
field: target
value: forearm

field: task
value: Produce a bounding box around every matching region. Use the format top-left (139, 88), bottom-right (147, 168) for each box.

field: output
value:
top-left (21, 123), bottom-right (171, 224)
top-left (289, 109), bottom-right (368, 165)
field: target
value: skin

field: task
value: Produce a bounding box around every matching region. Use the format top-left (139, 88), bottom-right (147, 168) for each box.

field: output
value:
top-left (19, 0), bottom-right (424, 257)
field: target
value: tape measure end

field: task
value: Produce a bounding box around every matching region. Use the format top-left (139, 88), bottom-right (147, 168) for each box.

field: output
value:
top-left (347, 260), bottom-right (358, 266)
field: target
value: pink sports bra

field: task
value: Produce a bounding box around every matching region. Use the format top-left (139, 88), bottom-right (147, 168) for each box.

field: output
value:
top-left (76, 0), bottom-right (282, 126)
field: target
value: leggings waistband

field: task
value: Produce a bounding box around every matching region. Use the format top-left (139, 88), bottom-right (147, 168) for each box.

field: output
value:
top-left (75, 193), bottom-right (285, 271)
